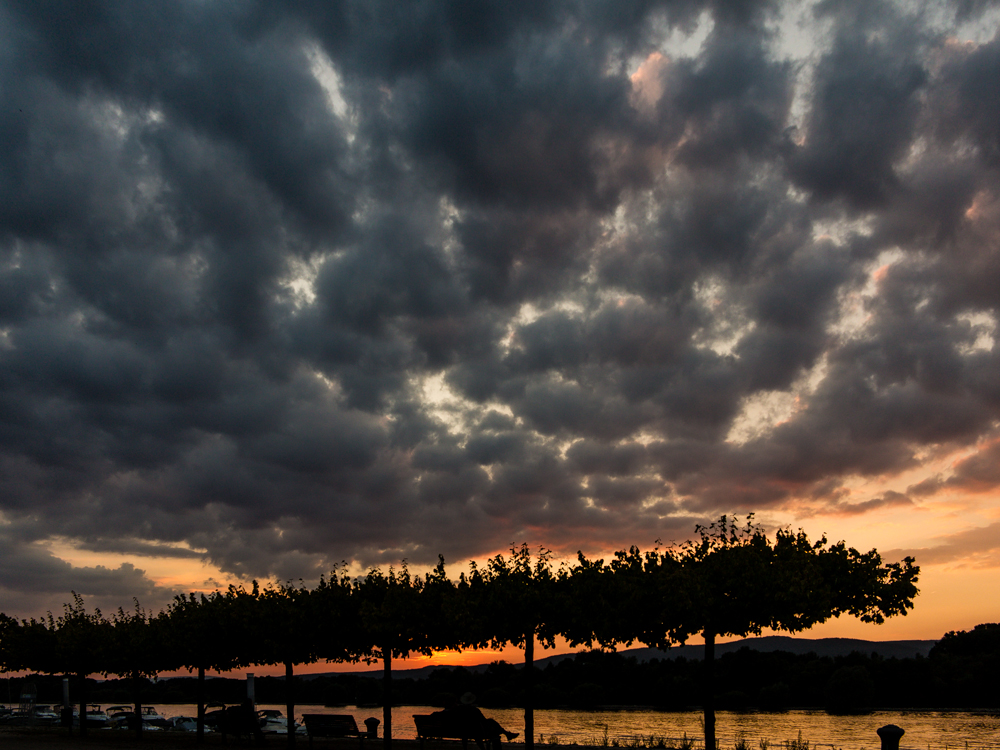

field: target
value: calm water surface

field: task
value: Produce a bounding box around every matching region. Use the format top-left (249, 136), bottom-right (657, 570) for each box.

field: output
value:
top-left (154, 704), bottom-right (999, 750)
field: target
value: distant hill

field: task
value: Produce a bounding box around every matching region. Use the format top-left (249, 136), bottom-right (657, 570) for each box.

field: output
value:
top-left (617, 635), bottom-right (936, 662)
top-left (301, 635), bottom-right (936, 680)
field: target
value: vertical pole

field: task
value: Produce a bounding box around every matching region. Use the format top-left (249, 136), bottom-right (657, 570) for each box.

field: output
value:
top-left (134, 674), bottom-right (143, 739)
top-left (79, 672), bottom-right (87, 738)
top-left (382, 648), bottom-right (392, 750)
top-left (196, 666), bottom-right (205, 744)
top-left (62, 677), bottom-right (71, 735)
top-left (524, 629), bottom-right (535, 750)
top-left (704, 631), bottom-right (715, 750)
top-left (247, 673), bottom-right (255, 704)
top-left (286, 660), bottom-right (295, 748)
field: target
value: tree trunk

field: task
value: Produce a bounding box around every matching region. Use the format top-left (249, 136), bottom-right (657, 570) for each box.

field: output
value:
top-left (62, 676), bottom-right (72, 736)
top-left (703, 630), bottom-right (715, 750)
top-left (524, 629), bottom-right (535, 750)
top-left (196, 666), bottom-right (205, 744)
top-left (286, 659), bottom-right (295, 748)
top-left (133, 674), bottom-right (143, 739)
top-left (78, 672), bottom-right (87, 738)
top-left (382, 648), bottom-right (392, 750)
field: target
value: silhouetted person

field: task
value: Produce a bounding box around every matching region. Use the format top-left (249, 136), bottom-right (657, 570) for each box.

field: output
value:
top-left (432, 693), bottom-right (518, 750)
top-left (221, 701), bottom-right (265, 745)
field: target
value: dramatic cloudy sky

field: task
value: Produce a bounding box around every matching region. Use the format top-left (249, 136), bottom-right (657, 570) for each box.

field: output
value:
top-left (2, 0), bottom-right (1000, 647)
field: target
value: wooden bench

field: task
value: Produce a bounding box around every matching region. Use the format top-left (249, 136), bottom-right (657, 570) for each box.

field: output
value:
top-left (413, 714), bottom-right (498, 750)
top-left (302, 714), bottom-right (366, 749)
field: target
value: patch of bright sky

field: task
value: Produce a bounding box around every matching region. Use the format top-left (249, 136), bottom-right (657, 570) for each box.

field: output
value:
top-left (691, 275), bottom-right (753, 356)
top-left (310, 367), bottom-right (342, 397)
top-left (726, 355), bottom-right (827, 445)
top-left (280, 252), bottom-right (326, 308)
top-left (501, 298), bottom-right (588, 356)
top-left (829, 247), bottom-right (906, 341)
top-left (920, 0), bottom-right (1000, 44)
top-left (621, 10), bottom-right (713, 119)
top-left (419, 372), bottom-right (473, 435)
top-left (630, 430), bottom-right (663, 447)
top-left (770, 0), bottom-right (825, 60)
top-left (811, 215), bottom-right (873, 245)
top-left (430, 195), bottom-right (465, 273)
top-left (89, 97), bottom-right (165, 152)
top-left (437, 194), bottom-right (461, 230)
top-left (304, 41), bottom-right (354, 141)
top-left (955, 311), bottom-right (997, 354)
top-left (38, 536), bottom-right (217, 590)
top-left (769, 0), bottom-right (828, 138)
top-left (90, 98), bottom-right (131, 142)
top-left (653, 9), bottom-right (714, 60)
top-left (726, 390), bottom-right (797, 445)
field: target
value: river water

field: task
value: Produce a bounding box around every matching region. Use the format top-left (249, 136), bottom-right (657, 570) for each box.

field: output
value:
top-left (153, 704), bottom-right (999, 750)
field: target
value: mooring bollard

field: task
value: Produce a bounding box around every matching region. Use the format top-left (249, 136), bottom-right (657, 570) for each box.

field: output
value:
top-left (365, 717), bottom-right (380, 739)
top-left (877, 724), bottom-right (905, 750)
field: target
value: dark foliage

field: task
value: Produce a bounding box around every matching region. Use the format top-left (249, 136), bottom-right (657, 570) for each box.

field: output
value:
top-left (7, 636), bottom-right (998, 711)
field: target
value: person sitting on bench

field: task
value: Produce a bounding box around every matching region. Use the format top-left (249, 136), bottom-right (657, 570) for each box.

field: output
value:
top-left (432, 693), bottom-right (519, 747)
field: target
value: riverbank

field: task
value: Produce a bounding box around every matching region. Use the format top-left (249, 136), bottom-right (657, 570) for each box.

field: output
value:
top-left (0, 727), bottom-right (557, 750)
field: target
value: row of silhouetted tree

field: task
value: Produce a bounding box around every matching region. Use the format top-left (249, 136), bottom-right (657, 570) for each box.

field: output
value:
top-left (0, 517), bottom-right (920, 750)
top-left (12, 623), bottom-right (1000, 713)
top-left (15, 627), bottom-right (999, 713)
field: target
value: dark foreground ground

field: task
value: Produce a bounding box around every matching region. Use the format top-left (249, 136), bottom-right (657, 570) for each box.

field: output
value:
top-left (0, 727), bottom-right (583, 750)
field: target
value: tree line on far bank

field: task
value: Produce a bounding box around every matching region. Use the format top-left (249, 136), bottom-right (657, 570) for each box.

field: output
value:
top-left (11, 623), bottom-right (1000, 715)
top-left (0, 517), bottom-right (919, 750)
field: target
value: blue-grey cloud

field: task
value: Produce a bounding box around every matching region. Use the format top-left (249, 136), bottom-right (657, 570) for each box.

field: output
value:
top-left (1, 0), bottom-right (1000, 615)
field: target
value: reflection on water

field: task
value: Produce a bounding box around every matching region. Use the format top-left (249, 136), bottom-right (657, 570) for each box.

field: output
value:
top-left (153, 704), bottom-right (999, 750)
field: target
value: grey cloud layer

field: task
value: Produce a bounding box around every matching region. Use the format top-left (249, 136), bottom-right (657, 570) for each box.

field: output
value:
top-left (2, 0), bottom-right (999, 610)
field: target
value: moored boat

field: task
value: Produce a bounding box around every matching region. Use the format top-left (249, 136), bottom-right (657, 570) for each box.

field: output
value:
top-left (33, 705), bottom-right (62, 724)
top-left (105, 705), bottom-right (168, 730)
top-left (73, 704), bottom-right (111, 728)
top-left (106, 706), bottom-right (132, 729)
top-left (257, 709), bottom-right (305, 735)
top-left (139, 706), bottom-right (169, 729)
top-left (168, 715), bottom-right (199, 732)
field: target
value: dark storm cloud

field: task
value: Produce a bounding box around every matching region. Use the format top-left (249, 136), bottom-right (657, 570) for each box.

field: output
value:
top-left (787, 3), bottom-right (928, 210)
top-left (2, 0), bottom-right (1000, 617)
top-left (832, 491), bottom-right (914, 516)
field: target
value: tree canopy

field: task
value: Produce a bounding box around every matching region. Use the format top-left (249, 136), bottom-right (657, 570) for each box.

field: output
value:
top-left (0, 520), bottom-right (919, 750)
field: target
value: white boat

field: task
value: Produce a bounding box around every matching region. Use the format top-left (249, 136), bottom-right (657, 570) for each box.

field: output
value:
top-left (257, 709), bottom-right (306, 735)
top-left (169, 715), bottom-right (199, 732)
top-left (32, 705), bottom-right (61, 724)
top-left (139, 706), bottom-right (169, 729)
top-left (73, 704), bottom-right (111, 728)
top-left (106, 705), bottom-right (168, 730)
top-left (106, 706), bottom-right (132, 729)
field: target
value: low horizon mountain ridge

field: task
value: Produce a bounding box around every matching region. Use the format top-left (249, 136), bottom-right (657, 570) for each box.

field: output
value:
top-left (302, 635), bottom-right (937, 681)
